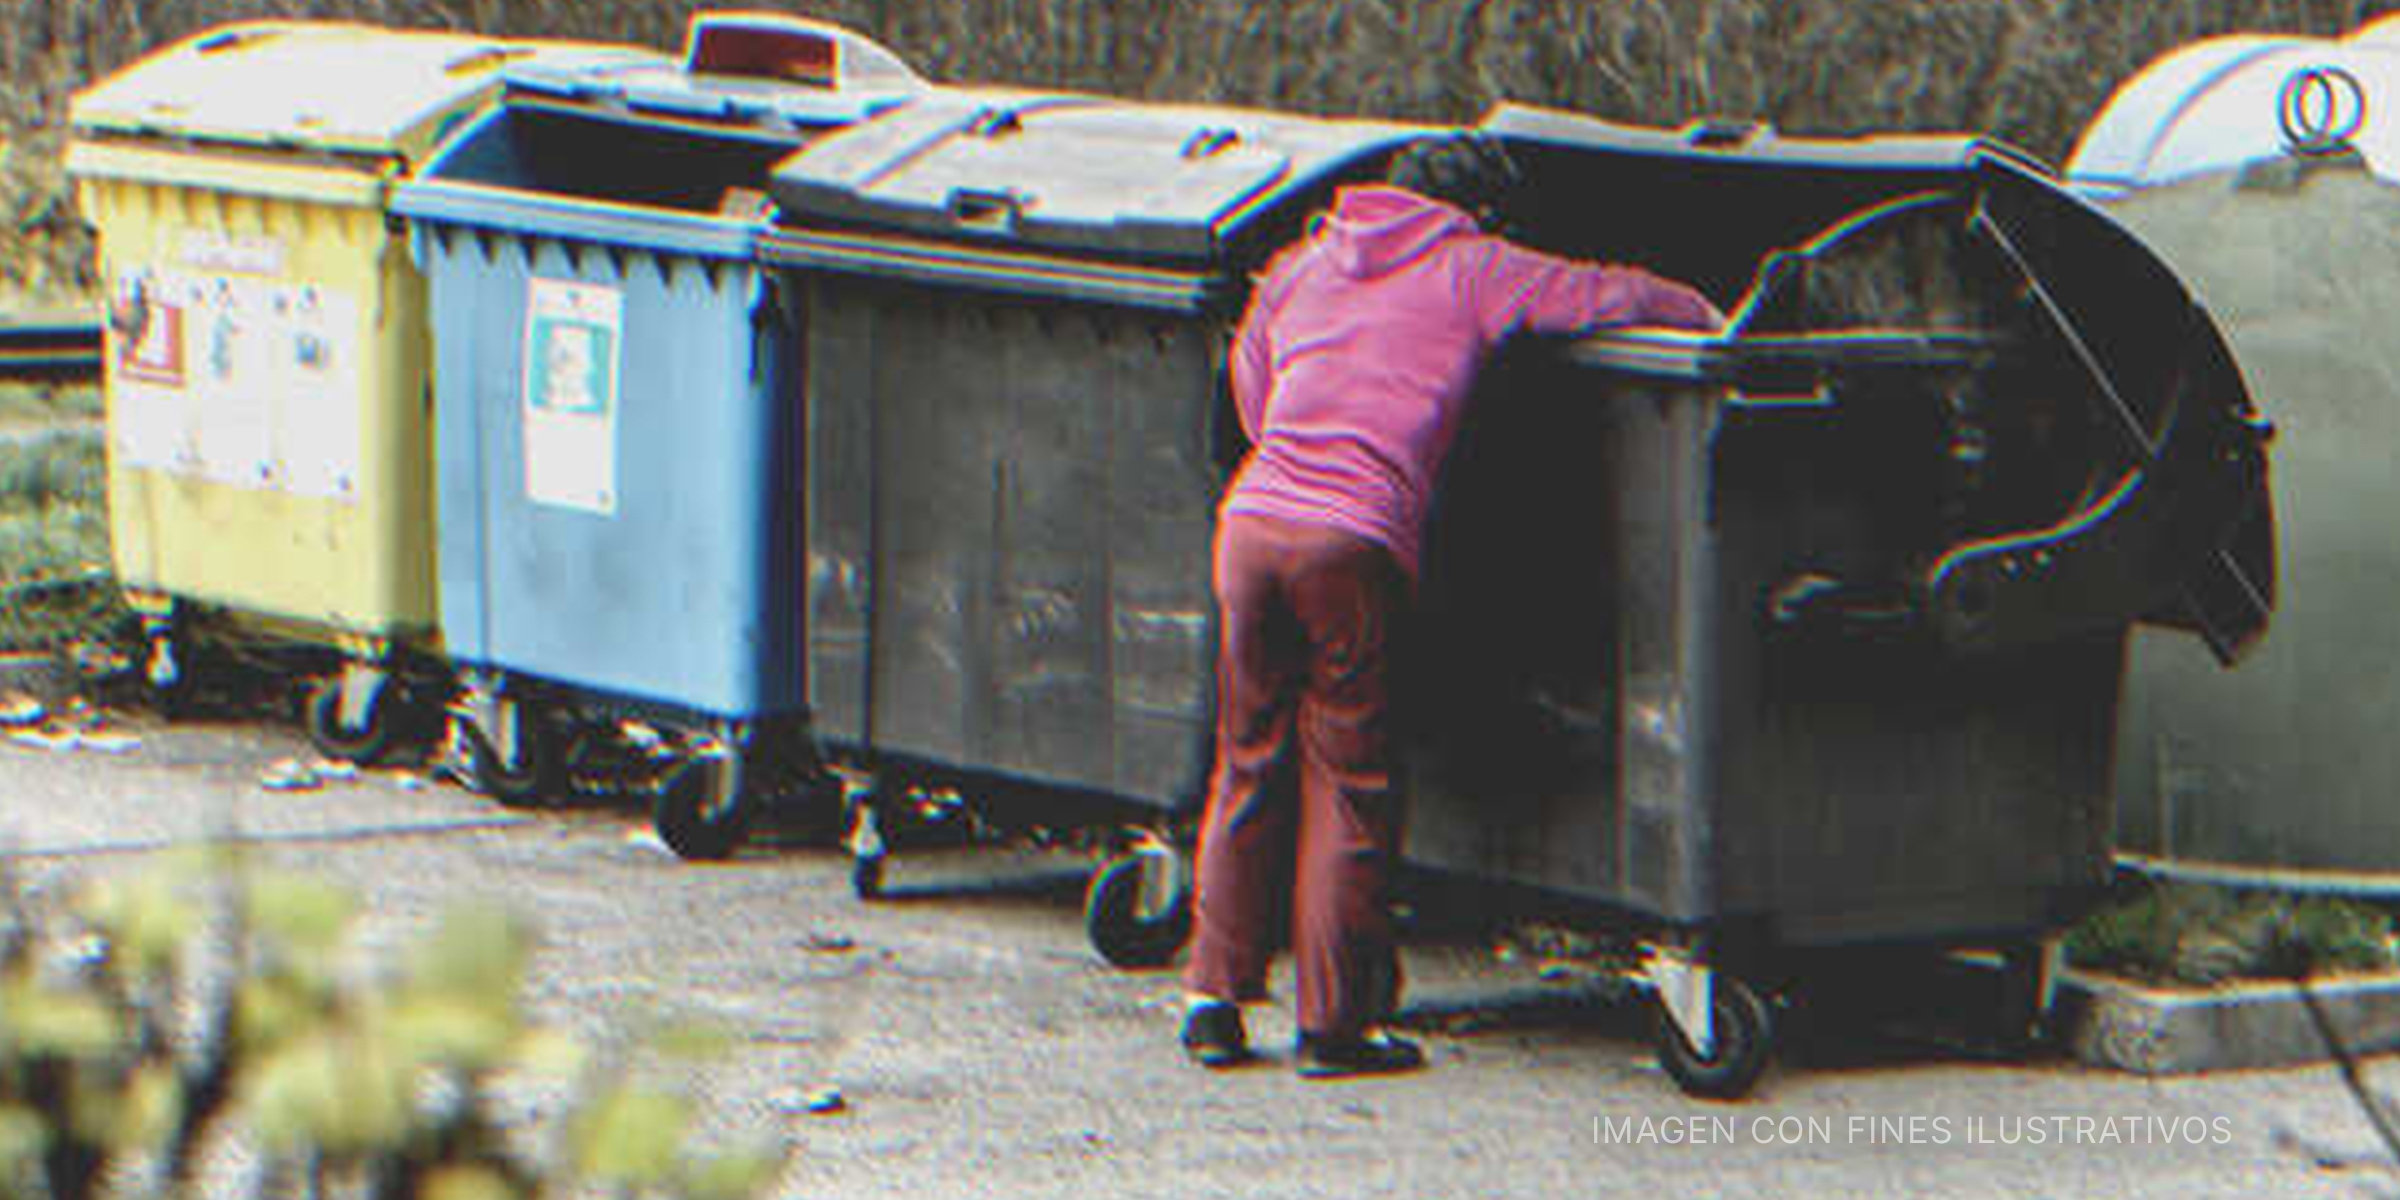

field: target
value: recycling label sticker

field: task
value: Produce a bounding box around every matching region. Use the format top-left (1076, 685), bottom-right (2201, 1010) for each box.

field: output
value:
top-left (108, 241), bottom-right (362, 502)
top-left (521, 278), bottom-right (623, 516)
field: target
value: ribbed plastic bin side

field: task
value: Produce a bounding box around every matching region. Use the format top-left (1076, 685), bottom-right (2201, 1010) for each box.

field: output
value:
top-left (413, 209), bottom-right (791, 718)
top-left (393, 16), bottom-right (922, 849)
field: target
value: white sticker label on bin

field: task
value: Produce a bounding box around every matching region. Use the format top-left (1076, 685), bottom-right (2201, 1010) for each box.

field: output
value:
top-left (521, 278), bottom-right (622, 516)
top-left (109, 257), bottom-right (362, 503)
top-left (179, 230), bottom-right (286, 277)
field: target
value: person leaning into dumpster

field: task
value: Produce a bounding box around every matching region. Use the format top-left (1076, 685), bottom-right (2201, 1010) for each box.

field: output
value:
top-left (1180, 133), bottom-right (1723, 1078)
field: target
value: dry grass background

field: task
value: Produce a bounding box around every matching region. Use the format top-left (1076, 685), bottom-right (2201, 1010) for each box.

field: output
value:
top-left (3, 0), bottom-right (2400, 294)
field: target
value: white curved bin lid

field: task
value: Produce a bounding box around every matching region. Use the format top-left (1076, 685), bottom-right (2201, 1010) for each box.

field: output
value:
top-left (2069, 28), bottom-right (2400, 196)
top-left (2354, 12), bottom-right (2400, 43)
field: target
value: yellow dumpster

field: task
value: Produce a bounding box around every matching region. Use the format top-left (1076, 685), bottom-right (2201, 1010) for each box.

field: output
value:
top-left (67, 22), bottom-right (544, 759)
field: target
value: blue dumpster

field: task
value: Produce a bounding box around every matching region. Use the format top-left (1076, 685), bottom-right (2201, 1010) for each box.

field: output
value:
top-left (391, 13), bottom-right (923, 856)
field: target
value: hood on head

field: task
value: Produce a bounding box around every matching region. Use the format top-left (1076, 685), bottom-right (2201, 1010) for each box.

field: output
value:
top-left (1317, 184), bottom-right (1478, 279)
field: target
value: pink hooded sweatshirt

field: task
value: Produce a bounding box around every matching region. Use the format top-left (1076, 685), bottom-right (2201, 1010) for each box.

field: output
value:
top-left (1222, 184), bottom-right (1721, 578)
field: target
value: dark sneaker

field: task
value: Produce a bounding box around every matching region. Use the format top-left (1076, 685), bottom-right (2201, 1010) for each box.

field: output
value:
top-left (1295, 1030), bottom-right (1425, 1079)
top-left (1181, 1002), bottom-right (1250, 1069)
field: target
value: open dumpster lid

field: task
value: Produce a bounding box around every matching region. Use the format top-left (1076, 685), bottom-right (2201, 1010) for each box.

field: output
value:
top-left (1477, 103), bottom-right (2055, 305)
top-left (1490, 101), bottom-right (2276, 662)
top-left (69, 21), bottom-right (545, 164)
top-left (766, 89), bottom-right (1421, 261)
top-left (499, 13), bottom-right (923, 144)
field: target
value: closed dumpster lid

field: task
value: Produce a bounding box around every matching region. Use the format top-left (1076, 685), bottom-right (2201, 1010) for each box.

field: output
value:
top-left (1488, 101), bottom-right (2277, 663)
top-left (69, 21), bottom-right (543, 163)
top-left (500, 11), bottom-right (923, 142)
top-left (2066, 30), bottom-right (2400, 195)
top-left (767, 89), bottom-right (1421, 261)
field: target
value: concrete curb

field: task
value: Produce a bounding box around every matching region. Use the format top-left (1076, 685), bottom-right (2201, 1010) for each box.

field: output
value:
top-left (2057, 967), bottom-right (2400, 1075)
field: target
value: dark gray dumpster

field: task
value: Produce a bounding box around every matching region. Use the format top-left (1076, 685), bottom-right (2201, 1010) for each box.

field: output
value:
top-left (762, 91), bottom-right (1418, 893)
top-left (765, 96), bottom-right (2276, 1097)
top-left (1400, 104), bottom-right (2272, 1094)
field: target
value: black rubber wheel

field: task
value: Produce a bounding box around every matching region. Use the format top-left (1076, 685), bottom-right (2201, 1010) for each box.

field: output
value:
top-left (1653, 972), bottom-right (1775, 1101)
top-left (303, 675), bottom-right (395, 766)
top-left (652, 757), bottom-right (751, 861)
top-left (462, 708), bottom-right (562, 808)
top-left (850, 852), bottom-right (886, 900)
top-left (1083, 850), bottom-right (1193, 970)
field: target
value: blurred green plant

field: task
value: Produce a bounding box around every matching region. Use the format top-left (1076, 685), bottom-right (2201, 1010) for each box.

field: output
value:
top-left (0, 850), bottom-right (784, 1200)
top-left (0, 385), bottom-right (99, 432)
top-left (2065, 878), bottom-right (2400, 987)
top-left (0, 430), bottom-right (117, 654)
top-left (0, 437), bottom-right (101, 516)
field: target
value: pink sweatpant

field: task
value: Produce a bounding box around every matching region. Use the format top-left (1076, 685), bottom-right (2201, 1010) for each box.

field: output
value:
top-left (1183, 512), bottom-right (1407, 1038)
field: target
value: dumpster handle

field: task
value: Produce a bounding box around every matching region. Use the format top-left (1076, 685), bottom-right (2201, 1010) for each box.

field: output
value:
top-left (1684, 118), bottom-right (1768, 151)
top-left (195, 27), bottom-right (280, 55)
top-left (967, 107), bottom-right (1023, 138)
top-left (444, 47), bottom-right (534, 77)
top-left (1181, 128), bottom-right (1241, 160)
top-left (947, 188), bottom-right (1024, 233)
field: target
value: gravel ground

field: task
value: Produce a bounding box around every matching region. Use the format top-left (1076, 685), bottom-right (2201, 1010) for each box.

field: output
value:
top-left (3, 703), bottom-right (2398, 1200)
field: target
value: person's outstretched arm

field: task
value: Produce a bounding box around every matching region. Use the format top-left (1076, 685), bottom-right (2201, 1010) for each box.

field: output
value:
top-left (1469, 238), bottom-right (1724, 341)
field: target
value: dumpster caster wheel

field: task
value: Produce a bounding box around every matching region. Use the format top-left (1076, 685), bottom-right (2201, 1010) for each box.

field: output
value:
top-left (851, 852), bottom-right (885, 900)
top-left (653, 755), bottom-right (751, 861)
top-left (143, 631), bottom-right (185, 713)
top-left (845, 796), bottom-right (887, 899)
top-left (303, 675), bottom-right (394, 766)
top-left (462, 711), bottom-right (561, 808)
top-left (1083, 848), bottom-right (1192, 969)
top-left (1997, 940), bottom-right (2062, 1055)
top-left (1653, 973), bottom-right (1774, 1101)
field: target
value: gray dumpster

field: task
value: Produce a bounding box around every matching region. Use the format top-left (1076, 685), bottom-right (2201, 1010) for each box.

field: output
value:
top-left (762, 90), bottom-right (1419, 887)
top-left (1391, 104), bottom-right (2274, 1095)
top-left (766, 95), bottom-right (2275, 1096)
top-left (2076, 158), bottom-right (2400, 884)
top-left (2068, 31), bottom-right (2400, 887)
